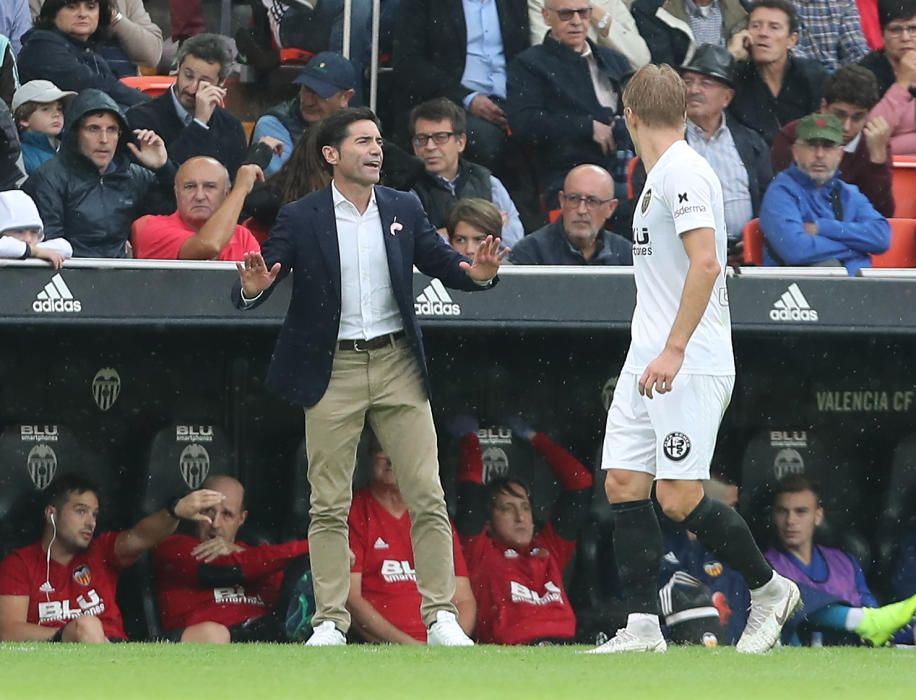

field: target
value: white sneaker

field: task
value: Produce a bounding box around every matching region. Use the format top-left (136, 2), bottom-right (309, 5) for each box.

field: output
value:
top-left (427, 611), bottom-right (474, 646)
top-left (305, 621), bottom-right (346, 647)
top-left (585, 626), bottom-right (667, 654)
top-left (736, 574), bottom-right (801, 654)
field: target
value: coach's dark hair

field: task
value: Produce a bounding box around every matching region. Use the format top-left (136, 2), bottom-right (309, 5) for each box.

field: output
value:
top-left (879, 0), bottom-right (916, 29)
top-left (486, 477), bottom-right (533, 517)
top-left (747, 0), bottom-right (798, 34)
top-left (822, 66), bottom-right (880, 111)
top-left (314, 107), bottom-right (381, 174)
top-left (409, 98), bottom-right (467, 137)
top-left (176, 33), bottom-right (234, 81)
top-left (773, 474), bottom-right (821, 504)
top-left (44, 474), bottom-right (100, 512)
top-left (37, 0), bottom-right (113, 40)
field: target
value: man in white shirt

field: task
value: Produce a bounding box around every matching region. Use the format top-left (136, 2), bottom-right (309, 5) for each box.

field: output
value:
top-left (232, 107), bottom-right (505, 648)
top-left (588, 64), bottom-right (799, 655)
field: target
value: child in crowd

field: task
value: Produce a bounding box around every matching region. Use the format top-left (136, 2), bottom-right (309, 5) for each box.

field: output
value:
top-left (0, 189), bottom-right (71, 269)
top-left (12, 80), bottom-right (75, 175)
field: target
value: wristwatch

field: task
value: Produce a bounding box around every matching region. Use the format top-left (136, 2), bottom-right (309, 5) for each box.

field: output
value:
top-left (596, 13), bottom-right (612, 31)
top-left (165, 495), bottom-right (182, 520)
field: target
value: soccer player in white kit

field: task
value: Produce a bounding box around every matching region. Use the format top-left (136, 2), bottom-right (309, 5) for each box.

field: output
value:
top-left (589, 65), bottom-right (801, 654)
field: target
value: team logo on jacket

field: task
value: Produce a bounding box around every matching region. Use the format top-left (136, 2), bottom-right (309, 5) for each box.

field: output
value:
top-left (640, 188), bottom-right (652, 215)
top-left (73, 564), bottom-right (92, 586)
top-left (703, 561), bottom-right (724, 578)
top-left (179, 444), bottom-right (210, 489)
top-left (27, 444), bottom-right (58, 490)
top-left (482, 446), bottom-right (509, 482)
top-left (662, 432), bottom-right (691, 461)
top-left (92, 368), bottom-right (121, 412)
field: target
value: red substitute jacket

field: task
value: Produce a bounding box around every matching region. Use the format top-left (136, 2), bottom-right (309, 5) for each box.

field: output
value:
top-left (456, 432), bottom-right (593, 645)
top-left (153, 534), bottom-right (309, 631)
top-left (349, 488), bottom-right (469, 641)
top-left (0, 532), bottom-right (127, 639)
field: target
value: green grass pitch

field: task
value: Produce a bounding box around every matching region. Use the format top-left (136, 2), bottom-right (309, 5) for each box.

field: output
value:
top-left (1, 644), bottom-right (914, 699)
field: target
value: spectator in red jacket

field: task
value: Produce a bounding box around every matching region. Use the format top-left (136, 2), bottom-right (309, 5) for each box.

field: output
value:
top-left (347, 434), bottom-right (476, 644)
top-left (131, 157), bottom-right (262, 261)
top-left (452, 415), bottom-right (593, 644)
top-left (770, 65), bottom-right (894, 217)
top-left (153, 476), bottom-right (312, 643)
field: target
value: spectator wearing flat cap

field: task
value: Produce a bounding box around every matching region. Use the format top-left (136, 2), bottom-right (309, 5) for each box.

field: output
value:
top-left (759, 112), bottom-right (889, 275)
top-left (630, 44), bottom-right (770, 245)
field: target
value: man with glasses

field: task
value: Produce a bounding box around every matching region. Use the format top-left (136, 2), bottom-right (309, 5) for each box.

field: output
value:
top-left (409, 98), bottom-right (523, 246)
top-left (507, 164), bottom-right (631, 264)
top-left (860, 0), bottom-right (916, 96)
top-left (771, 65), bottom-right (893, 216)
top-left (508, 0), bottom-right (631, 207)
top-left (23, 88), bottom-right (175, 258)
top-left (760, 112), bottom-right (889, 275)
top-left (862, 1), bottom-right (916, 156)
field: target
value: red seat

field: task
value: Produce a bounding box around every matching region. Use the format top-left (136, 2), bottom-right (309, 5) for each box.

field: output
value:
top-left (547, 209), bottom-right (562, 224)
top-left (279, 48), bottom-right (315, 65)
top-left (891, 158), bottom-right (916, 218)
top-left (242, 217), bottom-right (270, 245)
top-left (120, 75), bottom-right (176, 98)
top-left (873, 217), bottom-right (916, 268)
top-left (742, 218), bottom-right (764, 266)
top-left (626, 157), bottom-right (639, 200)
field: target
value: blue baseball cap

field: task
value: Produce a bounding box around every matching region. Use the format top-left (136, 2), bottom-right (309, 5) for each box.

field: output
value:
top-left (294, 52), bottom-right (357, 98)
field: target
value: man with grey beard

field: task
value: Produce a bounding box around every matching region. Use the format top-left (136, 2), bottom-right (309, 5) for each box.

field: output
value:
top-left (759, 112), bottom-right (889, 275)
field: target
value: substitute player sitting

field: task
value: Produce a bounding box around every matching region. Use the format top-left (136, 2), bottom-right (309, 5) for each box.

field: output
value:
top-left (590, 64), bottom-right (799, 655)
top-left (347, 435), bottom-right (476, 644)
top-left (153, 476), bottom-right (312, 643)
top-left (0, 475), bottom-right (222, 643)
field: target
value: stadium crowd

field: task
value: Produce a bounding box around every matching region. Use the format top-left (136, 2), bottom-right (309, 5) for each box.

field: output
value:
top-left (0, 0), bottom-right (915, 647)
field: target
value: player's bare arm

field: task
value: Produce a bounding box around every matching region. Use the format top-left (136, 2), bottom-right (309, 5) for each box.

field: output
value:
top-left (639, 227), bottom-right (720, 398)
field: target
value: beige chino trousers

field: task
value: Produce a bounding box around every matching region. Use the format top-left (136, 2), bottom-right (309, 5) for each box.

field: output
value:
top-left (304, 336), bottom-right (457, 633)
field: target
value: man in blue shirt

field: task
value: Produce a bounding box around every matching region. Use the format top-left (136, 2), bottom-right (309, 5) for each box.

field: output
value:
top-left (759, 112), bottom-right (889, 275)
top-left (0, 0), bottom-right (31, 54)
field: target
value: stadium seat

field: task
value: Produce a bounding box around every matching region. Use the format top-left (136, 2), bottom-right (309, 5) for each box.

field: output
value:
top-left (875, 433), bottom-right (916, 574)
top-left (0, 423), bottom-right (115, 554)
top-left (120, 75), bottom-right (177, 98)
top-left (891, 157), bottom-right (916, 219)
top-left (872, 218), bottom-right (916, 268)
top-left (279, 48), bottom-right (315, 65)
top-left (242, 216), bottom-right (270, 245)
top-left (742, 218), bottom-right (764, 266)
top-left (547, 209), bottom-right (562, 224)
top-left (738, 428), bottom-right (868, 559)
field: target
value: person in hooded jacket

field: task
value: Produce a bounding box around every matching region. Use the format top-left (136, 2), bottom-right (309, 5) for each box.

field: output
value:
top-left (22, 88), bottom-right (175, 258)
top-left (17, 0), bottom-right (146, 111)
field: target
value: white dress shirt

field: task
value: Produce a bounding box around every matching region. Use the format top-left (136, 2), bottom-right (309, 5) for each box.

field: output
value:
top-left (331, 181), bottom-right (404, 341)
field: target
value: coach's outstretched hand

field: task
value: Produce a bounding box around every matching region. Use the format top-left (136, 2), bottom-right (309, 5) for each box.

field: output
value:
top-left (237, 251), bottom-right (281, 299)
top-left (460, 235), bottom-right (507, 282)
top-left (639, 347), bottom-right (684, 399)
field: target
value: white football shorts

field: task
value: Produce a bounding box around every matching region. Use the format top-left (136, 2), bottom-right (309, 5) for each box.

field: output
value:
top-left (601, 372), bottom-right (734, 480)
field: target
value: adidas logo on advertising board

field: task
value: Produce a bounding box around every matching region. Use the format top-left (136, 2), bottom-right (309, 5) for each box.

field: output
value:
top-left (770, 283), bottom-right (818, 322)
top-left (415, 279), bottom-right (460, 316)
top-left (33, 274), bottom-right (82, 313)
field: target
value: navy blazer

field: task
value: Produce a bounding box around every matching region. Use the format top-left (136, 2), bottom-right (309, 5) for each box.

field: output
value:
top-left (232, 185), bottom-right (494, 407)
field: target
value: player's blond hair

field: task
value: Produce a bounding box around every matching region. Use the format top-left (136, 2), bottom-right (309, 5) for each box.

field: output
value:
top-left (622, 64), bottom-right (687, 129)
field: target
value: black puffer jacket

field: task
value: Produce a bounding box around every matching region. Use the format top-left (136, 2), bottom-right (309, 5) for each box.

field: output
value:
top-left (18, 28), bottom-right (147, 111)
top-left (0, 99), bottom-right (22, 192)
top-left (22, 90), bottom-right (175, 258)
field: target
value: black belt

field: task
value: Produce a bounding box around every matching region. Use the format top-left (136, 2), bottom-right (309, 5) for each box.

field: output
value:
top-left (338, 331), bottom-right (405, 352)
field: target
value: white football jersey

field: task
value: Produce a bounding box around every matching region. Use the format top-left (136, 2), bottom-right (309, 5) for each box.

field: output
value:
top-left (622, 140), bottom-right (734, 376)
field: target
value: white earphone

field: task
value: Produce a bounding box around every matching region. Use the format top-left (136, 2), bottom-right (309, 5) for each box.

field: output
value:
top-left (39, 511), bottom-right (57, 594)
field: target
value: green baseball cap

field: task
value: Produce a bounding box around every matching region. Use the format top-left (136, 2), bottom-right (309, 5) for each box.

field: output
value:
top-left (796, 113), bottom-right (843, 145)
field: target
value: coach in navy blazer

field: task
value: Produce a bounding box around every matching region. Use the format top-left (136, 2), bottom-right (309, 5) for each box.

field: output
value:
top-left (231, 183), bottom-right (488, 408)
top-left (232, 108), bottom-right (503, 646)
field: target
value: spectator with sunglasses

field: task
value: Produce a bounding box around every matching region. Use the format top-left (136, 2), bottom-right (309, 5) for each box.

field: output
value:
top-left (507, 164), bottom-right (631, 265)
